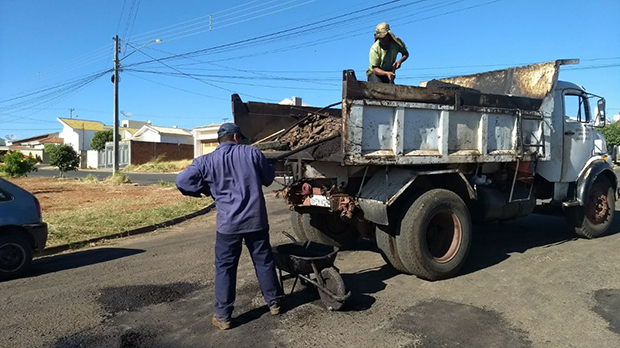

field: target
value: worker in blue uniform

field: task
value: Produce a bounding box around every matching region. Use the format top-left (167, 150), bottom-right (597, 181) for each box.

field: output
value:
top-left (176, 123), bottom-right (283, 330)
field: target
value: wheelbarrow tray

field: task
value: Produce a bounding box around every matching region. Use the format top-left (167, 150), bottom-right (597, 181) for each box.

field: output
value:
top-left (272, 242), bottom-right (338, 275)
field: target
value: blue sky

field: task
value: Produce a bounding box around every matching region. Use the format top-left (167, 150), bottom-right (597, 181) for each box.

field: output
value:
top-left (1, 0), bottom-right (619, 140)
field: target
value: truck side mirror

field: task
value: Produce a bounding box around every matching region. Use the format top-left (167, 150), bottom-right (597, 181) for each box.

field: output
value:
top-left (594, 98), bottom-right (606, 127)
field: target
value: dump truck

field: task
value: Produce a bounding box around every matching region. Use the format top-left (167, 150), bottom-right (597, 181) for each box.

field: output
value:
top-left (234, 59), bottom-right (615, 281)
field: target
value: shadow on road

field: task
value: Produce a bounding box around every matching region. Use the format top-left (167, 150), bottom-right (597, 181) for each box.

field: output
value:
top-left (26, 248), bottom-right (145, 278)
top-left (459, 213), bottom-right (620, 277)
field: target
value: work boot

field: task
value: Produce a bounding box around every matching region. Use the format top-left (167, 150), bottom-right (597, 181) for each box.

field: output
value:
top-left (212, 315), bottom-right (232, 330)
top-left (269, 302), bottom-right (281, 316)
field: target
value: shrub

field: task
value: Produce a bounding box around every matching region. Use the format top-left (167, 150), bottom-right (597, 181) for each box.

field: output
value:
top-left (47, 144), bottom-right (81, 176)
top-left (0, 151), bottom-right (38, 177)
top-left (90, 130), bottom-right (113, 151)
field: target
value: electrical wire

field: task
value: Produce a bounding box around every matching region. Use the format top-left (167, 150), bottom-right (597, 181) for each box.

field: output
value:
top-left (125, 42), bottom-right (278, 102)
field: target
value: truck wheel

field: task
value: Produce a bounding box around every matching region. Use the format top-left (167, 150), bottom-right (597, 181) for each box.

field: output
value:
top-left (0, 235), bottom-right (33, 281)
top-left (375, 226), bottom-right (409, 274)
top-left (566, 176), bottom-right (615, 239)
top-left (289, 211), bottom-right (309, 242)
top-left (396, 189), bottom-right (472, 281)
top-left (301, 213), bottom-right (359, 248)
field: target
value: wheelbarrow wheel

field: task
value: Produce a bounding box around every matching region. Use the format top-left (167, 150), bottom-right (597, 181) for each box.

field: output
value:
top-left (318, 267), bottom-right (346, 311)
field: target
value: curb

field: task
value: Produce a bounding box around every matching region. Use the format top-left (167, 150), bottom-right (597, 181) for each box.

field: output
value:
top-left (37, 202), bottom-right (216, 257)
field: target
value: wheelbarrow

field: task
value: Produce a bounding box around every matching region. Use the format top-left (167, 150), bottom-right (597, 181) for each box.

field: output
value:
top-left (272, 235), bottom-right (350, 311)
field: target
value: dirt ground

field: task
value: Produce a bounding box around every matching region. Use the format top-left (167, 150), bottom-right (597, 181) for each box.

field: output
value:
top-left (2, 185), bottom-right (620, 348)
top-left (9, 178), bottom-right (177, 214)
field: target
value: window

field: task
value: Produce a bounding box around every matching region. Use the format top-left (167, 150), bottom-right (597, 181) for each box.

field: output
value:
top-left (0, 188), bottom-right (12, 202)
top-left (564, 94), bottom-right (590, 123)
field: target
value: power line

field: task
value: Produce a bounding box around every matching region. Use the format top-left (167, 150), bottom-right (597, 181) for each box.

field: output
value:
top-left (125, 0), bottom-right (403, 67)
top-left (125, 42), bottom-right (278, 102)
top-left (129, 0), bottom-right (262, 43)
top-left (125, 72), bottom-right (227, 100)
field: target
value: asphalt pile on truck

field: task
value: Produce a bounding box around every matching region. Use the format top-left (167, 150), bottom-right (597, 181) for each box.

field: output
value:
top-left (278, 114), bottom-right (341, 149)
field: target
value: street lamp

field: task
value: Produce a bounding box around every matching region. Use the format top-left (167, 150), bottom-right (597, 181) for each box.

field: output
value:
top-left (112, 36), bottom-right (162, 174)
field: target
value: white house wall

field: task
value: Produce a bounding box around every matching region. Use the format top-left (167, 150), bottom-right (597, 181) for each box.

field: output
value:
top-left (59, 126), bottom-right (98, 151)
top-left (132, 130), bottom-right (162, 143)
top-left (59, 126), bottom-right (80, 152)
top-left (160, 134), bottom-right (193, 144)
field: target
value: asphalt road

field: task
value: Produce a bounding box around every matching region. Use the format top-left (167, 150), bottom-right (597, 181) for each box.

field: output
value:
top-left (2, 187), bottom-right (620, 347)
top-left (28, 168), bottom-right (178, 185)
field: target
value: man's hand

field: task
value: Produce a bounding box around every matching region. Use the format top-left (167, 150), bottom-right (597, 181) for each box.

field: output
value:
top-left (392, 60), bottom-right (402, 70)
top-left (386, 71), bottom-right (396, 83)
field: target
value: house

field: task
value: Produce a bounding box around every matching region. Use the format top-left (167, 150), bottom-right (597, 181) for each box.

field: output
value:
top-left (192, 124), bottom-right (222, 157)
top-left (57, 118), bottom-right (108, 152)
top-left (131, 125), bottom-right (193, 145)
top-left (0, 138), bottom-right (8, 158)
top-left (6, 133), bottom-right (63, 163)
top-left (58, 117), bottom-right (141, 152)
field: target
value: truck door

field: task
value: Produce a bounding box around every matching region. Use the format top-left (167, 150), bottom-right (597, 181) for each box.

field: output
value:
top-left (561, 91), bottom-right (594, 182)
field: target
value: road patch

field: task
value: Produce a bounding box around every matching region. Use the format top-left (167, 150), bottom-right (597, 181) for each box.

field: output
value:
top-left (391, 299), bottom-right (532, 347)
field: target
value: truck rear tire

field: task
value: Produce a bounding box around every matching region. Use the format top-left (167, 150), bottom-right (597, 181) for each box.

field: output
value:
top-left (376, 226), bottom-right (409, 274)
top-left (396, 189), bottom-right (472, 281)
top-left (301, 213), bottom-right (359, 248)
top-left (565, 176), bottom-right (615, 239)
top-left (290, 211), bottom-right (309, 242)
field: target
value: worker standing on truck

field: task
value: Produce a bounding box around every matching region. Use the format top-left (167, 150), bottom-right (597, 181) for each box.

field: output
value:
top-left (367, 22), bottom-right (409, 84)
top-left (175, 123), bottom-right (283, 330)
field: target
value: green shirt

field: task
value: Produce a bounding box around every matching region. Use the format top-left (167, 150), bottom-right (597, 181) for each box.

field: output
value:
top-left (367, 39), bottom-right (408, 76)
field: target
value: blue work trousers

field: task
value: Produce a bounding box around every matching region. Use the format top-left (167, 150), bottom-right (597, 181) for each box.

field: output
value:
top-left (214, 229), bottom-right (282, 321)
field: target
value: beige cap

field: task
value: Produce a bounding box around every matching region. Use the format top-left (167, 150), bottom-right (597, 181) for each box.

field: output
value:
top-left (374, 22), bottom-right (403, 47)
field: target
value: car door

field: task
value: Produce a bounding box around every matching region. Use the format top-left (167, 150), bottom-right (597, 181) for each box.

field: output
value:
top-left (561, 91), bottom-right (595, 182)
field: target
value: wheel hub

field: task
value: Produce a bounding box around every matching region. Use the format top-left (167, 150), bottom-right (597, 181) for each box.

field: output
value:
top-left (586, 188), bottom-right (609, 225)
top-left (426, 210), bottom-right (463, 263)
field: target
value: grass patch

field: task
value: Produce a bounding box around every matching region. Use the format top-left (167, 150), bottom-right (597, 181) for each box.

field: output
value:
top-left (7, 177), bottom-right (212, 248)
top-left (83, 174), bottom-right (99, 183)
top-left (157, 180), bottom-right (175, 187)
top-left (104, 172), bottom-right (132, 184)
top-left (45, 195), bottom-right (211, 246)
top-left (123, 157), bottom-right (192, 173)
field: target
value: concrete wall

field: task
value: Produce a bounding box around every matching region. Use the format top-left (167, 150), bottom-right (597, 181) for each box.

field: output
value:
top-left (86, 150), bottom-right (99, 169)
top-left (16, 148), bottom-right (47, 163)
top-left (129, 141), bottom-right (194, 165)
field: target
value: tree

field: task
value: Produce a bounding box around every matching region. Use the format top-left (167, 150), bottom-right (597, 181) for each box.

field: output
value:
top-left (90, 130), bottom-right (113, 151)
top-left (47, 144), bottom-right (80, 176)
top-left (0, 151), bottom-right (38, 177)
top-left (598, 122), bottom-right (620, 147)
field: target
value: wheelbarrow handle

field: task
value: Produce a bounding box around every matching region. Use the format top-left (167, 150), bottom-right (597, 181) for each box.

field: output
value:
top-left (281, 231), bottom-right (298, 243)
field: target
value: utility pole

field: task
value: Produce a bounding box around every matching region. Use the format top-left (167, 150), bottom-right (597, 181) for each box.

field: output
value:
top-left (69, 108), bottom-right (75, 119)
top-left (113, 35), bottom-right (120, 174)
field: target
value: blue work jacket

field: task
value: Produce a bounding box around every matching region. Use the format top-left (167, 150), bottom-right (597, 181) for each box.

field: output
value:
top-left (175, 142), bottom-right (275, 234)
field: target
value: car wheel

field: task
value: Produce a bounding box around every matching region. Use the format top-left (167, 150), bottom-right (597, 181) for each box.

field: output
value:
top-left (0, 235), bottom-right (33, 281)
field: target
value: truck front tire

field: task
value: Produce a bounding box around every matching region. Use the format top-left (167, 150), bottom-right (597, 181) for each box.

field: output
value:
top-left (566, 176), bottom-right (615, 239)
top-left (396, 189), bottom-right (472, 281)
